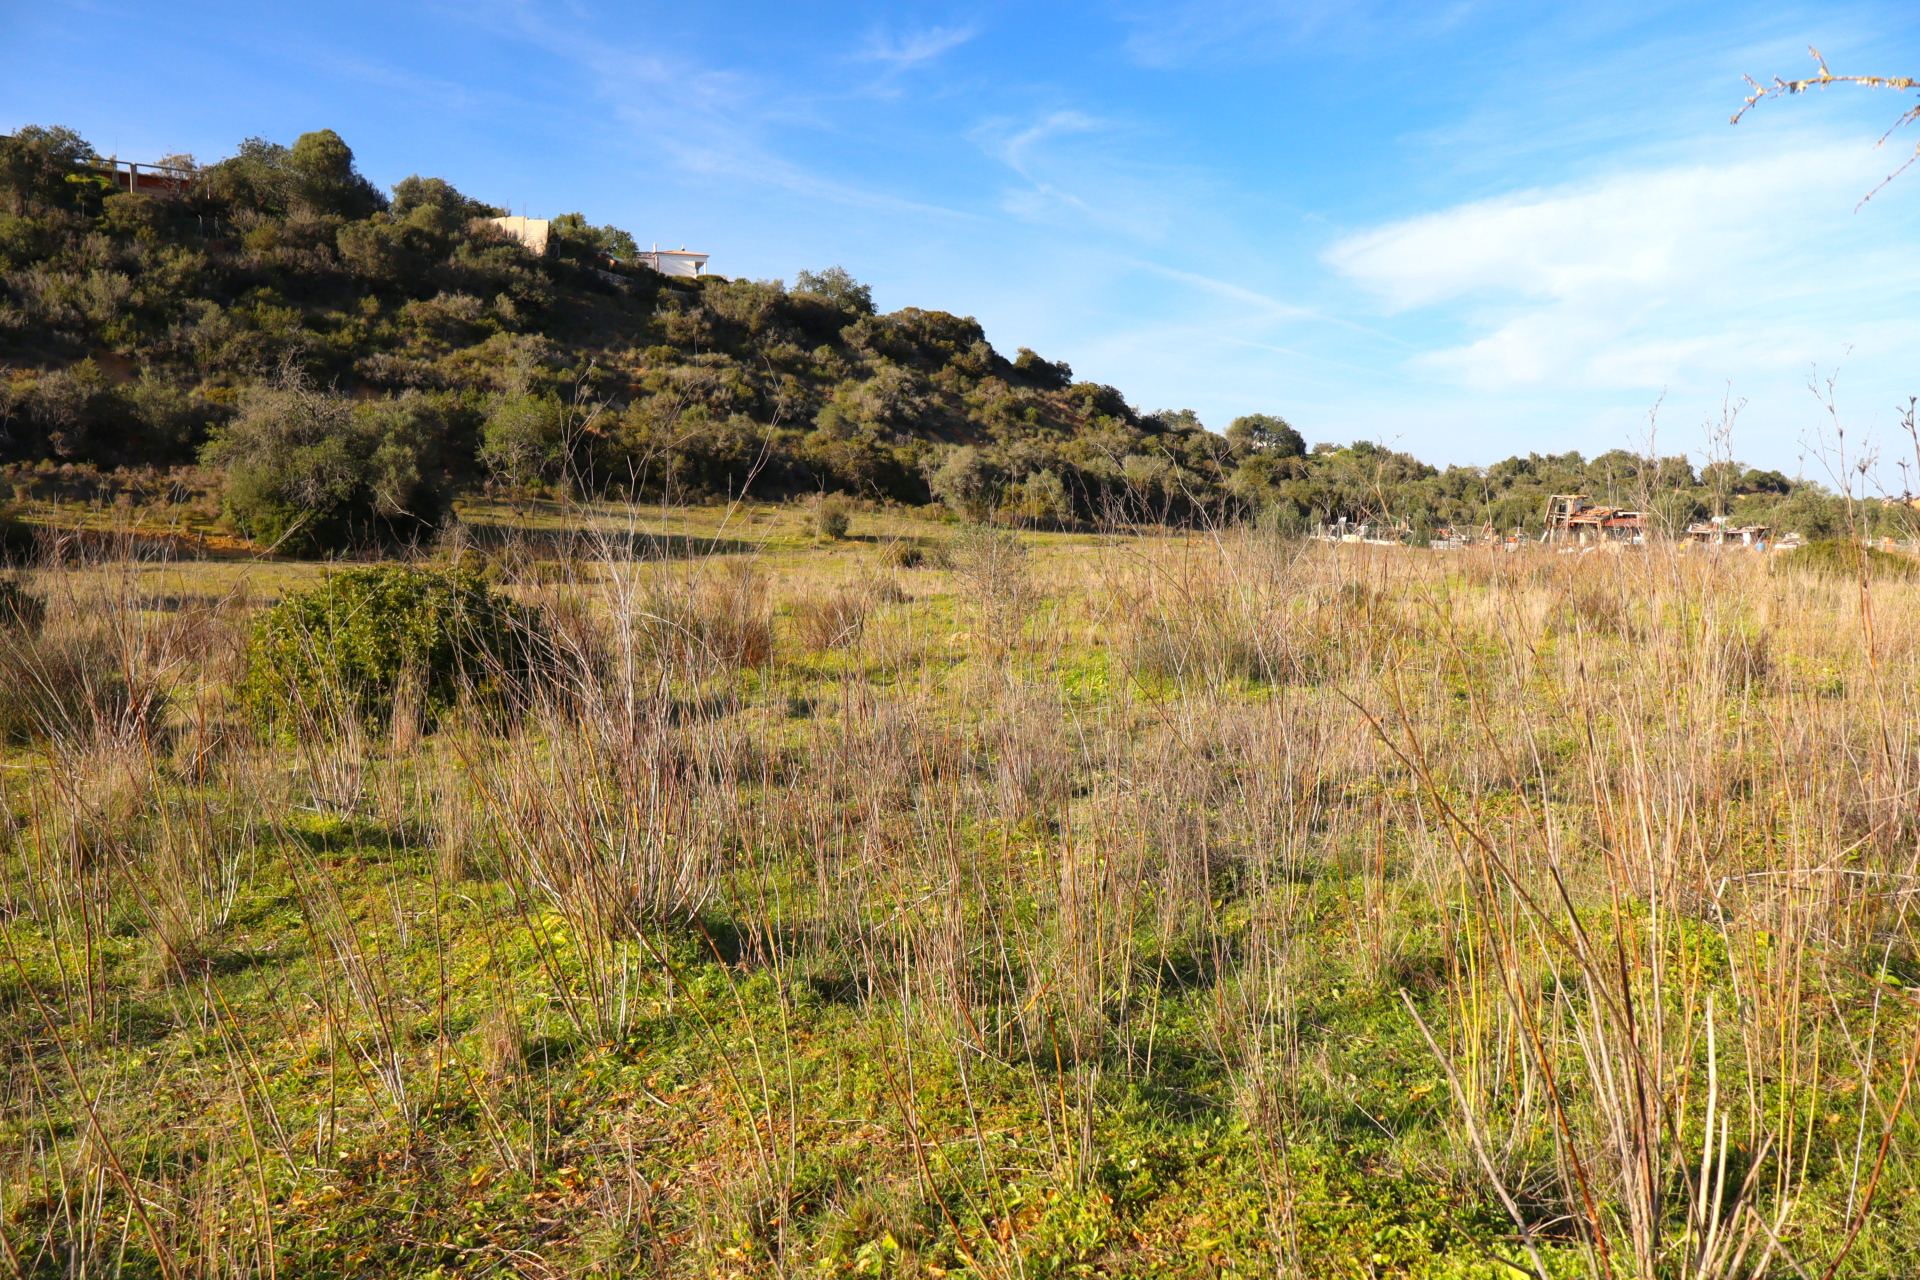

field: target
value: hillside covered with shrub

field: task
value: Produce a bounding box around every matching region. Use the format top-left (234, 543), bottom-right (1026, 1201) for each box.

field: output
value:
top-left (0, 123), bottom-right (1904, 552)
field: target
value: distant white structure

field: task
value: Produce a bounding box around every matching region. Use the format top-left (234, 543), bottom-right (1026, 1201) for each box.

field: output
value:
top-left (486, 216), bottom-right (551, 257)
top-left (638, 243), bottom-right (709, 278)
top-left (485, 220), bottom-right (712, 278)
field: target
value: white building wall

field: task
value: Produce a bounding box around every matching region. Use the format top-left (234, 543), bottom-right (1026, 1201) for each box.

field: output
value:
top-left (642, 248), bottom-right (708, 278)
top-left (486, 216), bottom-right (551, 257)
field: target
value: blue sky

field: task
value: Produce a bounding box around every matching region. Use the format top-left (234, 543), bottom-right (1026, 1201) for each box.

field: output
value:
top-left (5, 1), bottom-right (1920, 478)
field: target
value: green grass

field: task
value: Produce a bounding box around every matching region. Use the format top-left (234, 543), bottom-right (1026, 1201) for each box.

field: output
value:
top-left (0, 805), bottom-right (1550, 1276)
top-left (4, 531), bottom-right (1920, 1277)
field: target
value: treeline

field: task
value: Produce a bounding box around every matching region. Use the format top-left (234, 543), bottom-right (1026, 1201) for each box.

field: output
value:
top-left (0, 124), bottom-right (1901, 553)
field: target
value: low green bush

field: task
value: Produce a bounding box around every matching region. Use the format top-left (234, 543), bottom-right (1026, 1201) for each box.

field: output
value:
top-left (240, 565), bottom-right (544, 728)
top-left (205, 383), bottom-right (450, 557)
top-left (809, 492), bottom-right (853, 540)
top-left (1779, 539), bottom-right (1918, 582)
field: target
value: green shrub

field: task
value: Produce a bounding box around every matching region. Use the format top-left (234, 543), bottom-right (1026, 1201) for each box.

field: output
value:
top-left (1010, 468), bottom-right (1074, 526)
top-left (928, 447), bottom-right (1002, 521)
top-left (204, 381), bottom-right (448, 556)
top-left (480, 392), bottom-right (568, 490)
top-left (1780, 539), bottom-right (1918, 582)
top-left (240, 565), bottom-right (544, 728)
top-left (809, 492), bottom-right (852, 540)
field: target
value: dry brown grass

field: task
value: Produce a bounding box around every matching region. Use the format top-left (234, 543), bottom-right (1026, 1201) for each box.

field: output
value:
top-left (623, 559), bottom-right (775, 678)
top-left (3, 527), bottom-right (1918, 1276)
top-left (790, 588), bottom-right (870, 652)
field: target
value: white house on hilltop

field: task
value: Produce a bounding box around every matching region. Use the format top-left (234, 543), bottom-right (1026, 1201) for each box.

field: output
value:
top-left (637, 244), bottom-right (709, 278)
top-left (483, 221), bottom-right (711, 279)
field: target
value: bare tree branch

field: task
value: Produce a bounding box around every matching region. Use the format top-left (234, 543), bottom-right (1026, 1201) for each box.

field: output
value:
top-left (1733, 47), bottom-right (1920, 207)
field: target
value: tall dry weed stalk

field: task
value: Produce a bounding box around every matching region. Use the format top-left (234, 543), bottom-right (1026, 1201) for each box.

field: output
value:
top-left (1359, 543), bottom-right (1920, 1279)
top-left (950, 524), bottom-right (1033, 652)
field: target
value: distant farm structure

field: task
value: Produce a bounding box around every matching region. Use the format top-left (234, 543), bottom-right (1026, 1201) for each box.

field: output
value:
top-left (1544, 493), bottom-right (1645, 545)
top-left (1686, 516), bottom-right (1773, 547)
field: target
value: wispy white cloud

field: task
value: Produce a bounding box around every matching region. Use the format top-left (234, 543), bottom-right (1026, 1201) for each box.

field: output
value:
top-left (291, 46), bottom-right (498, 115)
top-left (1324, 138), bottom-right (1920, 394)
top-left (988, 110), bottom-right (1106, 175)
top-left (1220, 336), bottom-right (1421, 386)
top-left (973, 110), bottom-right (1214, 240)
top-left (1126, 258), bottom-right (1410, 346)
top-left (847, 23), bottom-right (977, 99)
top-left (855, 25), bottom-right (976, 70)
top-left (451, 0), bottom-right (981, 221)
top-left (1115, 0), bottom-right (1477, 69)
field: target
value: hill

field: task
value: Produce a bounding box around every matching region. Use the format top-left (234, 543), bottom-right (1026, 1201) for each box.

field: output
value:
top-left (0, 123), bottom-right (1898, 553)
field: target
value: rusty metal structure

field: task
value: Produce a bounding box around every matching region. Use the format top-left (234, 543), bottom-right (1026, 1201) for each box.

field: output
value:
top-left (1543, 494), bottom-right (1645, 544)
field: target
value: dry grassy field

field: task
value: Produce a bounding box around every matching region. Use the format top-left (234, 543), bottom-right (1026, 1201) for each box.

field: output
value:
top-left (2, 505), bottom-right (1918, 1278)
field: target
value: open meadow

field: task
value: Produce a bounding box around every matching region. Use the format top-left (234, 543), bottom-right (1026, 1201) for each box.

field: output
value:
top-left (2, 505), bottom-right (1919, 1278)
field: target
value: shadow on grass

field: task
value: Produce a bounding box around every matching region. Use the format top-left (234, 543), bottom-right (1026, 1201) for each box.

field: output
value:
top-left (462, 525), bottom-right (768, 561)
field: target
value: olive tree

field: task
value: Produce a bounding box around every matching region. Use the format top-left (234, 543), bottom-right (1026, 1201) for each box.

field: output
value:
top-left (793, 266), bottom-right (874, 316)
top-left (0, 125), bottom-right (96, 214)
top-left (204, 377), bottom-right (446, 554)
top-left (197, 129), bottom-right (385, 218)
top-left (929, 446), bottom-right (1003, 521)
top-left (1226, 413), bottom-right (1306, 461)
top-left (480, 392), bottom-right (569, 491)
